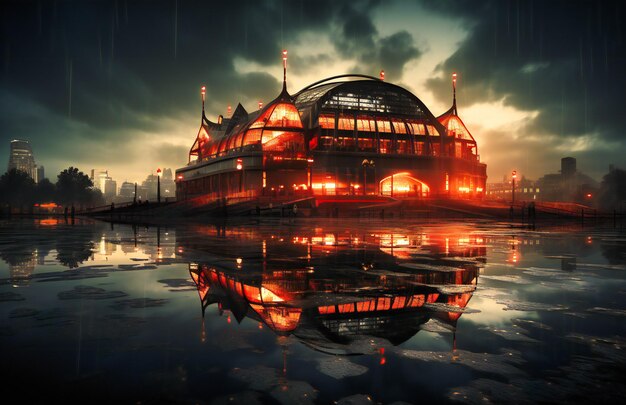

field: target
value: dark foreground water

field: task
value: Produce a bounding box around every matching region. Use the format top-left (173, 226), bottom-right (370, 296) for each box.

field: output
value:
top-left (1, 218), bottom-right (625, 404)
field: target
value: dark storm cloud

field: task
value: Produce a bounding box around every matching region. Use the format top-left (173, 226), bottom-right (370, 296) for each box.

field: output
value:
top-left (331, 3), bottom-right (422, 80)
top-left (422, 0), bottom-right (626, 175)
top-left (1, 1), bottom-right (368, 126)
top-left (0, 0), bottom-right (385, 176)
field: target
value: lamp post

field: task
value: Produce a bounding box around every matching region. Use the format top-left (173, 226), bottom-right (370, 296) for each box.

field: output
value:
top-left (156, 168), bottom-right (162, 203)
top-left (236, 158), bottom-right (243, 193)
top-left (511, 170), bottom-right (517, 204)
top-left (307, 158), bottom-right (314, 194)
top-left (361, 159), bottom-right (374, 195)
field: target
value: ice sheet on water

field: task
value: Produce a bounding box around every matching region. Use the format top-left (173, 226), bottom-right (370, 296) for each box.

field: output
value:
top-left (229, 365), bottom-right (278, 391)
top-left (587, 307), bottom-right (626, 316)
top-left (117, 264), bottom-right (158, 271)
top-left (496, 299), bottom-right (568, 312)
top-left (0, 291), bottom-right (25, 302)
top-left (448, 378), bottom-right (528, 404)
top-left (58, 285), bottom-right (127, 300)
top-left (436, 284), bottom-right (477, 294)
top-left (110, 298), bottom-right (169, 310)
top-left (335, 394), bottom-right (374, 405)
top-left (8, 308), bottom-right (39, 318)
top-left (399, 263), bottom-right (462, 272)
top-left (511, 318), bottom-right (552, 331)
top-left (398, 348), bottom-right (526, 377)
top-left (565, 333), bottom-right (626, 358)
top-left (480, 275), bottom-right (533, 284)
top-left (269, 380), bottom-right (318, 405)
top-left (36, 268), bottom-right (110, 282)
top-left (210, 330), bottom-right (256, 352)
top-left (577, 263), bottom-right (626, 271)
top-left (481, 325), bottom-right (539, 342)
top-left (420, 318), bottom-right (456, 333)
top-left (423, 302), bottom-right (481, 314)
top-left (316, 357), bottom-right (368, 379)
top-left (157, 278), bottom-right (196, 289)
top-left (229, 365), bottom-right (318, 405)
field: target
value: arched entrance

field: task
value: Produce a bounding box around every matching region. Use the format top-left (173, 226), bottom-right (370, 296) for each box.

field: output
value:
top-left (379, 172), bottom-right (430, 197)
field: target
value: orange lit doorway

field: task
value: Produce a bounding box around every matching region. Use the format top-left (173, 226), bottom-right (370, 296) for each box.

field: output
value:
top-left (379, 172), bottom-right (429, 197)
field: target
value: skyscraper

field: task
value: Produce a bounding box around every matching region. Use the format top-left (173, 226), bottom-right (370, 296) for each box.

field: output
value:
top-left (7, 139), bottom-right (37, 180)
top-left (35, 165), bottom-right (45, 183)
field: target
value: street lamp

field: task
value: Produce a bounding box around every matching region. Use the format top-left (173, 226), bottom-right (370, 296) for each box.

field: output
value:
top-left (511, 170), bottom-right (517, 204)
top-left (236, 158), bottom-right (243, 193)
top-left (307, 157), bottom-right (314, 193)
top-left (156, 168), bottom-right (162, 203)
top-left (361, 159), bottom-right (375, 196)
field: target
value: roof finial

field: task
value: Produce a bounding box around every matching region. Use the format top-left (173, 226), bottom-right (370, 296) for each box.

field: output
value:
top-left (227, 105), bottom-right (232, 116)
top-left (201, 85), bottom-right (206, 123)
top-left (380, 70), bottom-right (385, 81)
top-left (282, 49), bottom-right (288, 92)
top-left (452, 72), bottom-right (457, 114)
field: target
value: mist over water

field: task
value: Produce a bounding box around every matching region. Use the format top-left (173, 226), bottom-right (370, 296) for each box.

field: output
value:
top-left (1, 218), bottom-right (625, 403)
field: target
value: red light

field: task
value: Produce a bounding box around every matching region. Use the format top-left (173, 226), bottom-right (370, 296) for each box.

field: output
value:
top-left (307, 158), bottom-right (314, 163)
top-left (586, 193), bottom-right (592, 198)
top-left (177, 174), bottom-right (183, 180)
top-left (201, 86), bottom-right (206, 95)
top-left (512, 170), bottom-right (517, 179)
top-left (228, 105), bottom-right (232, 115)
top-left (380, 70), bottom-right (385, 81)
top-left (157, 168), bottom-right (162, 175)
top-left (236, 158), bottom-right (243, 170)
top-left (258, 101), bottom-right (263, 110)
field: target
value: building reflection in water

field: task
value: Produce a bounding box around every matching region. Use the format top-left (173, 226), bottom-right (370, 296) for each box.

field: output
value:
top-left (184, 226), bottom-right (484, 355)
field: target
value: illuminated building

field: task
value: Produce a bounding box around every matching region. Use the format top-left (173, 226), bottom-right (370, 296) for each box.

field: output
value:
top-left (7, 139), bottom-right (38, 181)
top-left (176, 52), bottom-right (486, 202)
top-left (185, 226), bottom-right (482, 353)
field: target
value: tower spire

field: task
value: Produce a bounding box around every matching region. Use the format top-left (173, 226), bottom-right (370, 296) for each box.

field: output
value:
top-left (201, 85), bottom-right (206, 123)
top-left (452, 72), bottom-right (457, 115)
top-left (282, 49), bottom-right (288, 92)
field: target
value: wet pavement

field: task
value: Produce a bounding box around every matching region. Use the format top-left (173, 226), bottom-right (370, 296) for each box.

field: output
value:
top-left (1, 217), bottom-right (625, 403)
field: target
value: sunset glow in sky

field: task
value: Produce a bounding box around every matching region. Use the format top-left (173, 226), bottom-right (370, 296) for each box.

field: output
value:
top-left (1, 0), bottom-right (624, 184)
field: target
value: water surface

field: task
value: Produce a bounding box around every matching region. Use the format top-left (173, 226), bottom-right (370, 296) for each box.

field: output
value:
top-left (1, 218), bottom-right (625, 403)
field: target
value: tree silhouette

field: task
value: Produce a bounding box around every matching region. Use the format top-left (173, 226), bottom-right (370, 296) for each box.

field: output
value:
top-left (597, 169), bottom-right (626, 211)
top-left (0, 169), bottom-right (36, 210)
top-left (56, 167), bottom-right (95, 208)
top-left (35, 178), bottom-right (56, 203)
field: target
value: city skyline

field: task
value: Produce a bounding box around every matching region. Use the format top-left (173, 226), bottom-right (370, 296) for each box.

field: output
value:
top-left (1, 1), bottom-right (624, 184)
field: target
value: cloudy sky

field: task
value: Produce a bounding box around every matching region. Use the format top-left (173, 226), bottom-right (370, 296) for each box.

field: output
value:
top-left (1, 0), bottom-right (624, 184)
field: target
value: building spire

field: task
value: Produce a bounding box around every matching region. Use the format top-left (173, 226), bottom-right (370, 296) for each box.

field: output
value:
top-left (452, 72), bottom-right (457, 115)
top-left (201, 85), bottom-right (206, 123)
top-left (282, 49), bottom-right (288, 92)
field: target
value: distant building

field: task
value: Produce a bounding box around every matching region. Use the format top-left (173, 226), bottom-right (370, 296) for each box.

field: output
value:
top-left (536, 157), bottom-right (598, 203)
top-left (561, 157), bottom-right (576, 178)
top-left (35, 165), bottom-right (45, 183)
top-left (119, 182), bottom-right (136, 200)
top-left (486, 175), bottom-right (540, 201)
top-left (142, 169), bottom-right (176, 200)
top-left (91, 169), bottom-right (118, 195)
top-left (7, 139), bottom-right (37, 181)
top-left (104, 178), bottom-right (117, 199)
